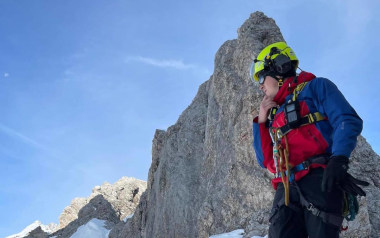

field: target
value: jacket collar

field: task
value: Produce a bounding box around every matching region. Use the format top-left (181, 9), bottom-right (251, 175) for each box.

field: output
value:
top-left (273, 71), bottom-right (316, 105)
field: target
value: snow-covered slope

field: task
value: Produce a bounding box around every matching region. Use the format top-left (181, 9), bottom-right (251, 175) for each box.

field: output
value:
top-left (56, 218), bottom-right (110, 238)
top-left (209, 229), bottom-right (267, 238)
top-left (6, 220), bottom-right (58, 238)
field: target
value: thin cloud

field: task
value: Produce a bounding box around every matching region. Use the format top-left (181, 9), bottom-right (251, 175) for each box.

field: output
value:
top-left (4, 73), bottom-right (9, 78)
top-left (126, 56), bottom-right (196, 70)
top-left (0, 123), bottom-right (47, 151)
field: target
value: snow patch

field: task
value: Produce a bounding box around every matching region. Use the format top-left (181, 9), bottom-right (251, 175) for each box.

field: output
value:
top-left (210, 229), bottom-right (244, 238)
top-left (6, 221), bottom-right (42, 238)
top-left (209, 229), bottom-right (267, 238)
top-left (70, 218), bottom-right (110, 238)
top-left (123, 213), bottom-right (134, 222)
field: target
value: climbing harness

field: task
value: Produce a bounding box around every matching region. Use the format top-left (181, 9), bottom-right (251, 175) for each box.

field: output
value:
top-left (267, 79), bottom-right (363, 230)
top-left (272, 154), bottom-right (346, 227)
top-left (268, 81), bottom-right (327, 205)
top-left (277, 111), bottom-right (326, 138)
top-left (277, 82), bottom-right (327, 139)
top-left (275, 154), bottom-right (329, 179)
top-left (293, 181), bottom-right (345, 227)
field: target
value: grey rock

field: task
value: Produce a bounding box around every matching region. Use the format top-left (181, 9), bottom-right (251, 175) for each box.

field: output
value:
top-left (25, 227), bottom-right (49, 238)
top-left (346, 136), bottom-right (380, 238)
top-left (50, 194), bottom-right (119, 238)
top-left (109, 11), bottom-right (380, 238)
top-left (58, 197), bottom-right (87, 229)
top-left (50, 177), bottom-right (146, 238)
top-left (58, 177), bottom-right (146, 229)
top-left (88, 177), bottom-right (147, 222)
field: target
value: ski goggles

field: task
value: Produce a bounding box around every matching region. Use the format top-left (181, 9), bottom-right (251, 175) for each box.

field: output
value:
top-left (256, 70), bottom-right (270, 85)
top-left (249, 61), bottom-right (270, 85)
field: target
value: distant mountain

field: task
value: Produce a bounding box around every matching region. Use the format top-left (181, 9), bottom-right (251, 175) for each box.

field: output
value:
top-left (8, 177), bottom-right (146, 238)
top-left (6, 221), bottom-right (58, 238)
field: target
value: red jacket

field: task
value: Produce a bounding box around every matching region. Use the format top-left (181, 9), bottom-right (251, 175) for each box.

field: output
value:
top-left (252, 72), bottom-right (362, 189)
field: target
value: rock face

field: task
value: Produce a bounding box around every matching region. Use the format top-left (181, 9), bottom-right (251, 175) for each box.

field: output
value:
top-left (109, 11), bottom-right (380, 238)
top-left (58, 177), bottom-right (146, 229)
top-left (346, 136), bottom-right (380, 237)
top-left (58, 197), bottom-right (87, 229)
top-left (49, 177), bottom-right (146, 238)
top-left (50, 195), bottom-right (119, 238)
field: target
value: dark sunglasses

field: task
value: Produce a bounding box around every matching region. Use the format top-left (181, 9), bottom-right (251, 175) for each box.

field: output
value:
top-left (258, 71), bottom-right (270, 85)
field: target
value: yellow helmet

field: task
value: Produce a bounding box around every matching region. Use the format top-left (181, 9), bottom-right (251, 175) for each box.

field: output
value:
top-left (250, 42), bottom-right (299, 83)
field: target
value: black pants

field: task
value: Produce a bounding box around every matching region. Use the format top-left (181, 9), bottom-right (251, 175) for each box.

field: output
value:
top-left (268, 168), bottom-right (344, 238)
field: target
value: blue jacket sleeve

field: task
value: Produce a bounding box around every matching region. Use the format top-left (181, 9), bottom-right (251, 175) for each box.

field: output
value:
top-left (253, 120), bottom-right (265, 168)
top-left (252, 117), bottom-right (272, 168)
top-left (309, 78), bottom-right (363, 158)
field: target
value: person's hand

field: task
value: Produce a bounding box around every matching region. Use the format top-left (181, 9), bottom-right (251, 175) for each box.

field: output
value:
top-left (258, 96), bottom-right (277, 123)
top-left (322, 156), bottom-right (369, 196)
top-left (322, 156), bottom-right (349, 192)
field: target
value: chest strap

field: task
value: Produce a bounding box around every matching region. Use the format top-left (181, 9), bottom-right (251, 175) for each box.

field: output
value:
top-left (277, 111), bottom-right (327, 138)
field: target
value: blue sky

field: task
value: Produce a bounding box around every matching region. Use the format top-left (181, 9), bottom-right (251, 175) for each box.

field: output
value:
top-left (1, 0), bottom-right (379, 236)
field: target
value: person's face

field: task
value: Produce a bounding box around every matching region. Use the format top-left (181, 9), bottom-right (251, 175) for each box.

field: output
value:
top-left (259, 75), bottom-right (279, 99)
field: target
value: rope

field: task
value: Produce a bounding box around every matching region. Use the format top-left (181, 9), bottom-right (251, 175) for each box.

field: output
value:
top-left (275, 131), bottom-right (291, 206)
top-left (284, 134), bottom-right (291, 204)
top-left (278, 146), bottom-right (288, 205)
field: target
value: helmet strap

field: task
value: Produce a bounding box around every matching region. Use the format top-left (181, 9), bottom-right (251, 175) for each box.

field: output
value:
top-left (267, 71), bottom-right (284, 88)
top-left (278, 78), bottom-right (283, 87)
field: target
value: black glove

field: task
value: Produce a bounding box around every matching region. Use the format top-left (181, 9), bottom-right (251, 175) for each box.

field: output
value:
top-left (322, 156), bottom-right (369, 196)
top-left (340, 173), bottom-right (369, 196)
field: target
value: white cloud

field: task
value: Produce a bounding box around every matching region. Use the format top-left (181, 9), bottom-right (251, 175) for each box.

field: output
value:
top-left (125, 56), bottom-right (196, 70)
top-left (0, 123), bottom-right (47, 150)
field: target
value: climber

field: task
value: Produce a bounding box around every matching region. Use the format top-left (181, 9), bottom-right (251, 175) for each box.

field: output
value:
top-left (250, 42), bottom-right (369, 238)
